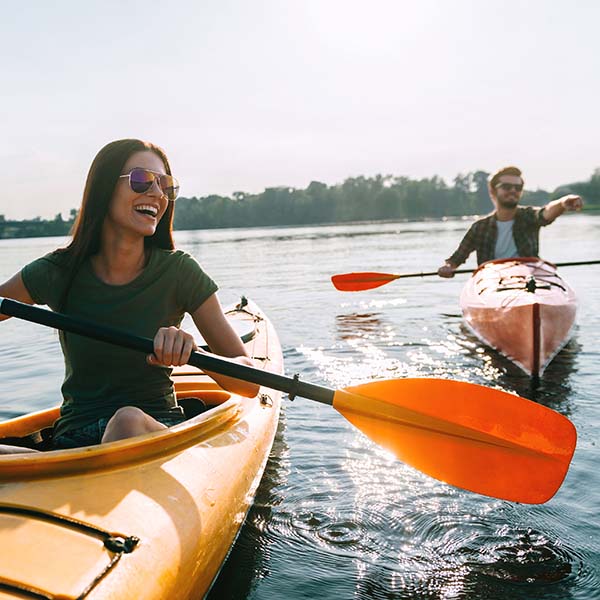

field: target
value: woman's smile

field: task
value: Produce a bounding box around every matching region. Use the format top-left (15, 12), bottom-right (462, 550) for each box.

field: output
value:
top-left (134, 203), bottom-right (160, 219)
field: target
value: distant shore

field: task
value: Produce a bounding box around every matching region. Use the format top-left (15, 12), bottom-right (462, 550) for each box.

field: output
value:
top-left (2, 169), bottom-right (598, 240)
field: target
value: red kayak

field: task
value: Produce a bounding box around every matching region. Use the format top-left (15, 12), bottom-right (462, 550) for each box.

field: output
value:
top-left (460, 257), bottom-right (577, 377)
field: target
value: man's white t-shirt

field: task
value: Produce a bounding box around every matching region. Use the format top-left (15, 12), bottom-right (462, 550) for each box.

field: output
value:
top-left (494, 219), bottom-right (518, 259)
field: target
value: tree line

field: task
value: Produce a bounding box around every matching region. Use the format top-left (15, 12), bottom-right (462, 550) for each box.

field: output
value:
top-left (1, 169), bottom-right (599, 239)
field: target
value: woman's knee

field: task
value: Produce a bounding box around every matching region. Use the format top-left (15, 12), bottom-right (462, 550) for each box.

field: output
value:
top-left (102, 407), bottom-right (164, 442)
top-left (109, 406), bottom-right (148, 430)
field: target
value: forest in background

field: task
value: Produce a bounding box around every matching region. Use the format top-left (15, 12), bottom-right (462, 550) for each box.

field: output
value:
top-left (1, 169), bottom-right (599, 239)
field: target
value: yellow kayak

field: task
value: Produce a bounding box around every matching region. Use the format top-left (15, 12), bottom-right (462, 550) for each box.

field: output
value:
top-left (0, 298), bottom-right (282, 599)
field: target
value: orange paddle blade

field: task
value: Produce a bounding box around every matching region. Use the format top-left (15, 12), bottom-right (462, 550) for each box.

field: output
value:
top-left (331, 272), bottom-right (400, 292)
top-left (332, 378), bottom-right (576, 504)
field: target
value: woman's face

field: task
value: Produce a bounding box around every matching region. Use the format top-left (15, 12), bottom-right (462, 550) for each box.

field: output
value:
top-left (105, 150), bottom-right (170, 239)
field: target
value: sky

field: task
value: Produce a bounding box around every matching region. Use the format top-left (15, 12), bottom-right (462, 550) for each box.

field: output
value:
top-left (1, 0), bottom-right (599, 219)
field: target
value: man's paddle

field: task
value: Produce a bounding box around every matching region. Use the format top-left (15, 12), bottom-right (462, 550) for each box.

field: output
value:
top-left (332, 259), bottom-right (600, 291)
top-left (0, 297), bottom-right (576, 504)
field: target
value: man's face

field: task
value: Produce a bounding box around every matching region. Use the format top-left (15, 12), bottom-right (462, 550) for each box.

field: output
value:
top-left (492, 175), bottom-right (523, 209)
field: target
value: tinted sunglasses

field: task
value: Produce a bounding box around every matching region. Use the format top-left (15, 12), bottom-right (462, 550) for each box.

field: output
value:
top-left (119, 167), bottom-right (179, 201)
top-left (495, 182), bottom-right (523, 192)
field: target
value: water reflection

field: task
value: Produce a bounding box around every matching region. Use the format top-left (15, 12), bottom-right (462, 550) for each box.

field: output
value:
top-left (523, 339), bottom-right (580, 404)
top-left (208, 415), bottom-right (290, 599)
top-left (277, 427), bottom-right (584, 600)
top-left (350, 529), bottom-right (579, 600)
top-left (335, 312), bottom-right (388, 340)
top-left (178, 219), bottom-right (472, 249)
top-left (279, 327), bottom-right (585, 600)
top-left (458, 324), bottom-right (579, 412)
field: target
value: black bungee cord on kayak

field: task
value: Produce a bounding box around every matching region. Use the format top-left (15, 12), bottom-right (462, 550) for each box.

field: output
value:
top-left (0, 504), bottom-right (139, 599)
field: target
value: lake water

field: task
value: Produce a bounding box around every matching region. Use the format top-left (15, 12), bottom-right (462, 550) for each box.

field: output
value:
top-left (0, 215), bottom-right (599, 600)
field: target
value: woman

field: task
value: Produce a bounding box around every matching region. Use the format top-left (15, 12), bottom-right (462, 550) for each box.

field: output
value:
top-left (0, 139), bottom-right (258, 453)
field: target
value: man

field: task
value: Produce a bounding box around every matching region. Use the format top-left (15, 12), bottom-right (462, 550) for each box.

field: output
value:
top-left (438, 166), bottom-right (583, 277)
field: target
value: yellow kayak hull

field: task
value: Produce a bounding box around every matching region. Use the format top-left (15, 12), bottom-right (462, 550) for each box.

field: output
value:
top-left (0, 299), bottom-right (282, 600)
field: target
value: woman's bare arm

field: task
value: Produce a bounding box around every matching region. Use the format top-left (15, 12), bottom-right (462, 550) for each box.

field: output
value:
top-left (0, 272), bottom-right (34, 322)
top-left (190, 294), bottom-right (260, 398)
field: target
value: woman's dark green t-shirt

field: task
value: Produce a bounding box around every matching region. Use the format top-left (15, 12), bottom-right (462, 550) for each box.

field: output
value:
top-left (21, 248), bottom-right (218, 437)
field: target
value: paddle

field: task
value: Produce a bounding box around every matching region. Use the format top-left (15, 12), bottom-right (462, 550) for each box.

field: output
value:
top-left (0, 297), bottom-right (576, 504)
top-left (332, 259), bottom-right (600, 291)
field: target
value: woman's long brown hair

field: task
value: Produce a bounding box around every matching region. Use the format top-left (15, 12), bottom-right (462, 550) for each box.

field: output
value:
top-left (57, 139), bottom-right (176, 309)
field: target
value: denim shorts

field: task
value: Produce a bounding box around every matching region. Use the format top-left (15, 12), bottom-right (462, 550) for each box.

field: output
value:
top-left (53, 410), bottom-right (187, 450)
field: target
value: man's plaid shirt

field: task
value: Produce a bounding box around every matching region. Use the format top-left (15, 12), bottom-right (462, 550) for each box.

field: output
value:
top-left (447, 206), bottom-right (551, 266)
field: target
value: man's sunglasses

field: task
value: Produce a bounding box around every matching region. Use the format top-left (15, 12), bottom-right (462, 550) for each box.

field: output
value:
top-left (495, 182), bottom-right (523, 192)
top-left (119, 168), bottom-right (180, 201)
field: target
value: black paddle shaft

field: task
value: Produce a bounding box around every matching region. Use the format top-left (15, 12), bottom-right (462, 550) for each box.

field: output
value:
top-left (0, 298), bottom-right (335, 406)
top-left (407, 259), bottom-right (600, 279)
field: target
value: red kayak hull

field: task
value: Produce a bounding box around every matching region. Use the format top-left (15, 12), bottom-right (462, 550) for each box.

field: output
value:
top-left (460, 258), bottom-right (577, 376)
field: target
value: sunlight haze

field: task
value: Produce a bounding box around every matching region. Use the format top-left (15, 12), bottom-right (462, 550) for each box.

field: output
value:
top-left (1, 0), bottom-right (599, 219)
